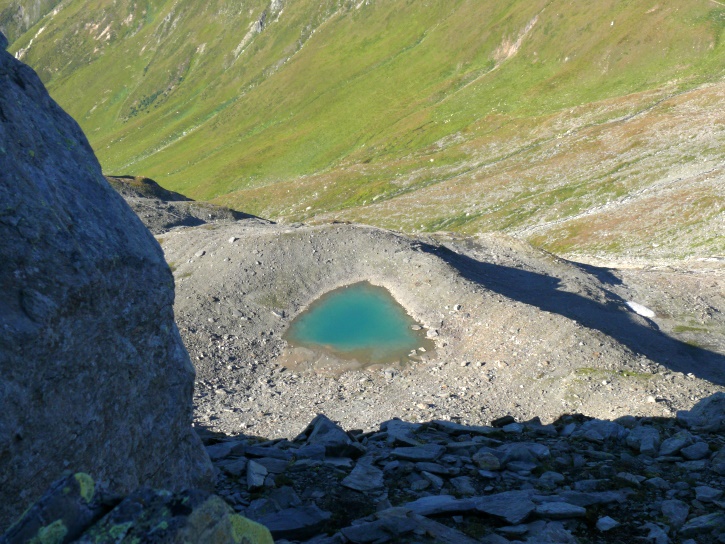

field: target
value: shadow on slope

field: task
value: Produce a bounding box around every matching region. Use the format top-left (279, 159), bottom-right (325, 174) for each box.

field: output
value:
top-left (421, 243), bottom-right (725, 386)
top-left (106, 175), bottom-right (263, 234)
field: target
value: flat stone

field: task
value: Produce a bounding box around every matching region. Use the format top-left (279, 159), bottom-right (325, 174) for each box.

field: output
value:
top-left (294, 444), bottom-right (326, 460)
top-left (538, 472), bottom-right (566, 487)
top-left (421, 471), bottom-right (444, 489)
top-left (661, 499), bottom-right (689, 529)
top-left (254, 457), bottom-right (290, 474)
top-left (382, 419), bottom-right (422, 446)
top-left (535, 502), bottom-right (586, 519)
top-left (267, 486), bottom-right (302, 509)
top-left (415, 462), bottom-right (456, 475)
top-left (678, 460), bottom-right (708, 472)
top-left (406, 495), bottom-right (476, 516)
top-left (502, 423), bottom-right (524, 434)
top-left (573, 420), bottom-right (628, 442)
top-left (596, 516), bottom-right (620, 531)
top-left (323, 457), bottom-right (354, 469)
top-left (680, 441), bottom-right (711, 461)
top-left (644, 477), bottom-right (671, 491)
top-left (677, 392), bottom-right (725, 432)
top-left (712, 449), bottom-right (725, 475)
top-left (473, 451), bottom-right (501, 471)
top-left (497, 524), bottom-right (528, 536)
top-left (642, 522), bottom-right (669, 544)
top-left (507, 461), bottom-right (538, 474)
top-left (497, 442), bottom-right (550, 464)
top-left (695, 485), bottom-right (723, 503)
top-left (409, 513), bottom-right (482, 544)
top-left (524, 520), bottom-right (578, 543)
top-left (342, 457), bottom-right (384, 492)
top-left (475, 491), bottom-right (536, 524)
top-left (247, 460), bottom-right (268, 490)
top-left (217, 457), bottom-right (248, 477)
top-left (255, 505), bottom-right (332, 540)
top-left (340, 519), bottom-right (397, 543)
top-left (391, 444), bottom-right (446, 462)
top-left (478, 470), bottom-right (500, 480)
top-left (659, 431), bottom-right (694, 456)
top-left (559, 490), bottom-right (629, 507)
top-left (245, 446), bottom-right (294, 460)
top-left (206, 441), bottom-right (243, 461)
top-left (679, 512), bottom-right (725, 538)
top-left (433, 420), bottom-right (497, 436)
top-left (626, 426), bottom-right (661, 456)
top-left (450, 476), bottom-right (477, 496)
top-left (616, 472), bottom-right (644, 487)
top-left (410, 478), bottom-right (430, 491)
top-left (573, 479), bottom-right (606, 492)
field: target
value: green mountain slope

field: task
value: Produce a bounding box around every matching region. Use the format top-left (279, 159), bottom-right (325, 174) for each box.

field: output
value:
top-left (0, 0), bottom-right (60, 43)
top-left (6, 0), bottom-right (725, 259)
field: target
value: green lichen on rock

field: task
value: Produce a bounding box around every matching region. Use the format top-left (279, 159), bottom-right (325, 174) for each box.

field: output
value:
top-left (28, 520), bottom-right (68, 544)
top-left (229, 514), bottom-right (274, 544)
top-left (0, 473), bottom-right (107, 544)
top-left (74, 473), bottom-right (95, 504)
top-left (106, 521), bottom-right (133, 540)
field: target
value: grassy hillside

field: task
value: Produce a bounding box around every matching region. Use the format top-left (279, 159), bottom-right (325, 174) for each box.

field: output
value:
top-left (0, 0), bottom-right (60, 43)
top-left (6, 0), bottom-right (725, 259)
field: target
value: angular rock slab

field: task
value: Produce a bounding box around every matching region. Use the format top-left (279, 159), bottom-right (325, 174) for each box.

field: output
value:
top-left (535, 502), bottom-right (587, 519)
top-left (677, 392), bottom-right (725, 432)
top-left (342, 457), bottom-right (385, 492)
top-left (474, 491), bottom-right (536, 524)
top-left (391, 444), bottom-right (446, 462)
top-left (0, 37), bottom-right (212, 527)
top-left (297, 414), bottom-right (364, 458)
top-left (255, 505), bottom-right (332, 540)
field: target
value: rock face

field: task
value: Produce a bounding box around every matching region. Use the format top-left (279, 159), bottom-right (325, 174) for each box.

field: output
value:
top-left (0, 34), bottom-right (213, 529)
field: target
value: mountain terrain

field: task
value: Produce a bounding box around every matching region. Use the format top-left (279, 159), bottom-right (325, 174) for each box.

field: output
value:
top-left (2, 0), bottom-right (724, 260)
top-left (3, 7), bottom-right (725, 540)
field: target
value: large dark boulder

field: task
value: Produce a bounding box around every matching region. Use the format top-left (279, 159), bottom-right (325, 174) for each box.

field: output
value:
top-left (0, 33), bottom-right (213, 528)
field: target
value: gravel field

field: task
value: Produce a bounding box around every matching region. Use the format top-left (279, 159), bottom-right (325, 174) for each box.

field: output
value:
top-left (156, 220), bottom-right (725, 440)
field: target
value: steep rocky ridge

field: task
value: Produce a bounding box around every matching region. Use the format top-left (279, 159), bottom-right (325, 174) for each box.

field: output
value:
top-left (158, 221), bottom-right (724, 441)
top-left (0, 36), bottom-right (212, 528)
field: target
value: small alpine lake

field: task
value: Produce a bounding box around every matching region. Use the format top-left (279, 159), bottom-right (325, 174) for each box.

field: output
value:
top-left (283, 282), bottom-right (434, 368)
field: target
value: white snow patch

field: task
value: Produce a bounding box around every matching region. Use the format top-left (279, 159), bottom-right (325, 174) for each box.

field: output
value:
top-left (626, 301), bottom-right (655, 318)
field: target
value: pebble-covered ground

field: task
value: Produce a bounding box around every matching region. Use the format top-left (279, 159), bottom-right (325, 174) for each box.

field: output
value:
top-left (156, 220), bottom-right (725, 440)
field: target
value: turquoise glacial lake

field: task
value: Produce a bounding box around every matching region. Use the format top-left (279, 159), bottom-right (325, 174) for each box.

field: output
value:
top-left (284, 282), bottom-right (433, 365)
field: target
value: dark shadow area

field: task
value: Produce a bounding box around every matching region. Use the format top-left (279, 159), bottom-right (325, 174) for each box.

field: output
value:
top-left (419, 243), bottom-right (725, 386)
top-left (189, 392), bottom-right (724, 544)
top-left (567, 260), bottom-right (624, 288)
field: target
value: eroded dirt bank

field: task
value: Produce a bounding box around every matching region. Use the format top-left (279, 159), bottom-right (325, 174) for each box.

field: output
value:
top-left (158, 220), bottom-right (725, 439)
